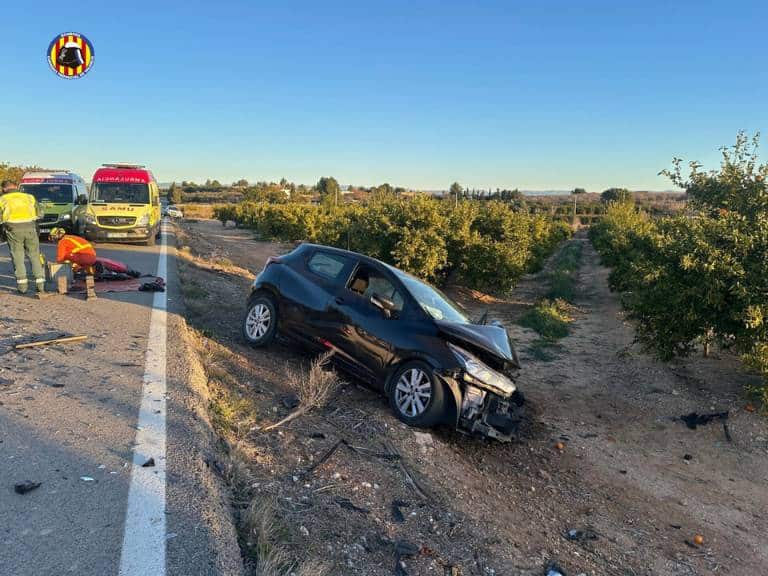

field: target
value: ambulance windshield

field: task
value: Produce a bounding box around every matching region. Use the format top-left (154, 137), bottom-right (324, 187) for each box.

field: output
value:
top-left (91, 182), bottom-right (149, 204)
top-left (21, 184), bottom-right (74, 204)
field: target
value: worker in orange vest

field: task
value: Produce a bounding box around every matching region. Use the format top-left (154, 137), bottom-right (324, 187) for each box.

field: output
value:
top-left (49, 227), bottom-right (97, 272)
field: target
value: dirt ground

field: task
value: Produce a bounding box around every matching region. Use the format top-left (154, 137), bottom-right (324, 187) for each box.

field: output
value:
top-left (175, 219), bottom-right (768, 576)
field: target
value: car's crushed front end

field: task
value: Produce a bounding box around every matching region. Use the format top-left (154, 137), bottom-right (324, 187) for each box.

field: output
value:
top-left (435, 323), bottom-right (526, 442)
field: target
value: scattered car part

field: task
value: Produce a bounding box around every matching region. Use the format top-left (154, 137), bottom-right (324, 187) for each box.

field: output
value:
top-left (391, 499), bottom-right (410, 523)
top-left (565, 528), bottom-right (598, 542)
top-left (14, 481), bottom-right (41, 495)
top-left (679, 410), bottom-right (731, 442)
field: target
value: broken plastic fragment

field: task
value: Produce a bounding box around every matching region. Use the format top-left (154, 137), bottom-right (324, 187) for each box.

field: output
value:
top-left (14, 481), bottom-right (41, 494)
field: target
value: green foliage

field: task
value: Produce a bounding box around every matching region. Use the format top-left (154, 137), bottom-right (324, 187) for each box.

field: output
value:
top-left (168, 182), bottom-right (182, 204)
top-left (316, 176), bottom-right (341, 207)
top-left (518, 299), bottom-right (573, 341)
top-left (601, 187), bottom-right (633, 203)
top-left (0, 162), bottom-right (40, 185)
top-left (593, 132), bottom-right (768, 399)
top-left (216, 196), bottom-right (570, 293)
top-left (546, 242), bottom-right (583, 301)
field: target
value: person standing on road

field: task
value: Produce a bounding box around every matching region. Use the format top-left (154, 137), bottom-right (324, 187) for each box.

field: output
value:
top-left (0, 179), bottom-right (46, 295)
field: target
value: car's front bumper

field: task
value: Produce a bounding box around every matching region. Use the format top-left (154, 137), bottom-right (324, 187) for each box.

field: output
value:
top-left (84, 225), bottom-right (151, 243)
top-left (440, 373), bottom-right (525, 442)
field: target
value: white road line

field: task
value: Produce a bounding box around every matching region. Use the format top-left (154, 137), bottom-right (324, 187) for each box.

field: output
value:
top-left (119, 224), bottom-right (168, 576)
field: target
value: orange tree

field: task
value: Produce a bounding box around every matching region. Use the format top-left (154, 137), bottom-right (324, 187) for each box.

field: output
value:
top-left (215, 195), bottom-right (571, 294)
top-left (591, 133), bottom-right (768, 401)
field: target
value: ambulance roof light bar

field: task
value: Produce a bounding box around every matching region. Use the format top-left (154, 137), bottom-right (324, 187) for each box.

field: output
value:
top-left (101, 163), bottom-right (146, 169)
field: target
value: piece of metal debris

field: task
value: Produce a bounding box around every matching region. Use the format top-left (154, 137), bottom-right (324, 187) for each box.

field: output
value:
top-left (391, 499), bottom-right (411, 523)
top-left (14, 481), bottom-right (41, 494)
top-left (142, 457), bottom-right (156, 468)
top-left (336, 497), bottom-right (370, 514)
top-left (564, 528), bottom-right (598, 542)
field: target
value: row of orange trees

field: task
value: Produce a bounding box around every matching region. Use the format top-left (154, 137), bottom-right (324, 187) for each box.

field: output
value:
top-left (214, 196), bottom-right (571, 294)
top-left (590, 134), bottom-right (768, 402)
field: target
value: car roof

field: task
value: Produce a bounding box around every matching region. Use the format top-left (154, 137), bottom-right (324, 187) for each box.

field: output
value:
top-left (297, 243), bottom-right (393, 269)
top-left (21, 171), bottom-right (84, 184)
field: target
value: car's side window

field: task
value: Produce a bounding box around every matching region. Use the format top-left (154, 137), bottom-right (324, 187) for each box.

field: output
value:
top-left (347, 266), bottom-right (404, 313)
top-left (307, 252), bottom-right (350, 281)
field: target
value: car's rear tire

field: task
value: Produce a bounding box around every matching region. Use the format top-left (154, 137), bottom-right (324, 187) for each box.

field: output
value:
top-left (243, 293), bottom-right (277, 347)
top-left (388, 361), bottom-right (445, 428)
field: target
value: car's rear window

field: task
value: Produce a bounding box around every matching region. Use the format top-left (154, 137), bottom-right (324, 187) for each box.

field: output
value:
top-left (307, 252), bottom-right (350, 281)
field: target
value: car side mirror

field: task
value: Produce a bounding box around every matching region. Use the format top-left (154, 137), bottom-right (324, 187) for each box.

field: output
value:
top-left (370, 293), bottom-right (395, 318)
top-left (76, 195), bottom-right (88, 206)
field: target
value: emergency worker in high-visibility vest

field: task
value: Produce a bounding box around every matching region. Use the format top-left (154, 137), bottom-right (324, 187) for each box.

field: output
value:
top-left (0, 180), bottom-right (45, 294)
top-left (49, 227), bottom-right (97, 272)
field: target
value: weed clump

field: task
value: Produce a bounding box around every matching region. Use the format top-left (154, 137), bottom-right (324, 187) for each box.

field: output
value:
top-left (519, 299), bottom-right (573, 341)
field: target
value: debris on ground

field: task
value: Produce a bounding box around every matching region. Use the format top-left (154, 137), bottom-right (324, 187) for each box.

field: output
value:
top-left (391, 499), bottom-right (410, 523)
top-left (564, 528), bottom-right (598, 542)
top-left (336, 497), bottom-right (370, 515)
top-left (545, 563), bottom-right (567, 576)
top-left (13, 334), bottom-right (87, 350)
top-left (679, 410), bottom-right (731, 441)
top-left (14, 481), bottom-right (41, 494)
top-left (80, 476), bottom-right (95, 482)
top-left (680, 411), bottom-right (729, 429)
top-left (141, 457), bottom-right (156, 468)
top-left (139, 278), bottom-right (166, 292)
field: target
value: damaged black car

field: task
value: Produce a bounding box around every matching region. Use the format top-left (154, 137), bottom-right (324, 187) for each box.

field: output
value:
top-left (242, 244), bottom-right (525, 441)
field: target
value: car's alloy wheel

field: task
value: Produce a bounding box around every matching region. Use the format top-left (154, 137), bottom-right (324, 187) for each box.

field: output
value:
top-left (242, 294), bottom-right (277, 347)
top-left (246, 303), bottom-right (271, 339)
top-left (395, 368), bottom-right (432, 417)
top-left (388, 361), bottom-right (445, 428)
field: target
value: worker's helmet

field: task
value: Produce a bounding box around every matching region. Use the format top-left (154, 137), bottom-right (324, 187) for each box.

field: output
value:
top-left (49, 227), bottom-right (67, 240)
top-left (58, 41), bottom-right (85, 68)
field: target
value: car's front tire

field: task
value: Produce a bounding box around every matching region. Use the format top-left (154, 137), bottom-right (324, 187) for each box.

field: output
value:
top-left (388, 361), bottom-right (445, 428)
top-left (243, 293), bottom-right (277, 347)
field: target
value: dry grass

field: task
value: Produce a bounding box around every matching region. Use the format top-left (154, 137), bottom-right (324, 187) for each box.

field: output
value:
top-left (293, 559), bottom-right (332, 576)
top-left (242, 496), bottom-right (331, 576)
top-left (179, 203), bottom-right (216, 219)
top-left (262, 351), bottom-right (342, 432)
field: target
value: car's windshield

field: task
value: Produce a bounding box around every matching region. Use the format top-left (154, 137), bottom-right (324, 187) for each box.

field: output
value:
top-left (20, 184), bottom-right (74, 204)
top-left (397, 272), bottom-right (469, 324)
top-left (91, 182), bottom-right (149, 204)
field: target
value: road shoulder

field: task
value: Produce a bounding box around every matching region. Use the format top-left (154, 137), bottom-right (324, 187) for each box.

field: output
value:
top-left (164, 227), bottom-right (244, 576)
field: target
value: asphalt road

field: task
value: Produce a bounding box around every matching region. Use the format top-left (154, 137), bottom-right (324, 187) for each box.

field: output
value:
top-left (0, 227), bottom-right (242, 576)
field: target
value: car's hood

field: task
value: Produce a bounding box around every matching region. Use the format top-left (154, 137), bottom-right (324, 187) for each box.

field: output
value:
top-left (435, 320), bottom-right (520, 369)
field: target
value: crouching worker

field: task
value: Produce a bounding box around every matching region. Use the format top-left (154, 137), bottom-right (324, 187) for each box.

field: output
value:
top-left (0, 180), bottom-right (46, 295)
top-left (50, 227), bottom-right (141, 281)
top-left (49, 227), bottom-right (96, 273)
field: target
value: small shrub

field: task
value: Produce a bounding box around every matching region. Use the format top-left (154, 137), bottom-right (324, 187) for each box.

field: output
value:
top-left (518, 299), bottom-right (573, 341)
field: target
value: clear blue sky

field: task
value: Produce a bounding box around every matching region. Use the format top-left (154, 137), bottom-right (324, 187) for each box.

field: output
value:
top-left (2, 0), bottom-right (766, 190)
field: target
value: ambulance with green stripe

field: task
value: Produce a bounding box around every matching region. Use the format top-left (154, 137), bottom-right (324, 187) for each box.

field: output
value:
top-left (78, 163), bottom-right (162, 246)
top-left (19, 170), bottom-right (88, 235)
